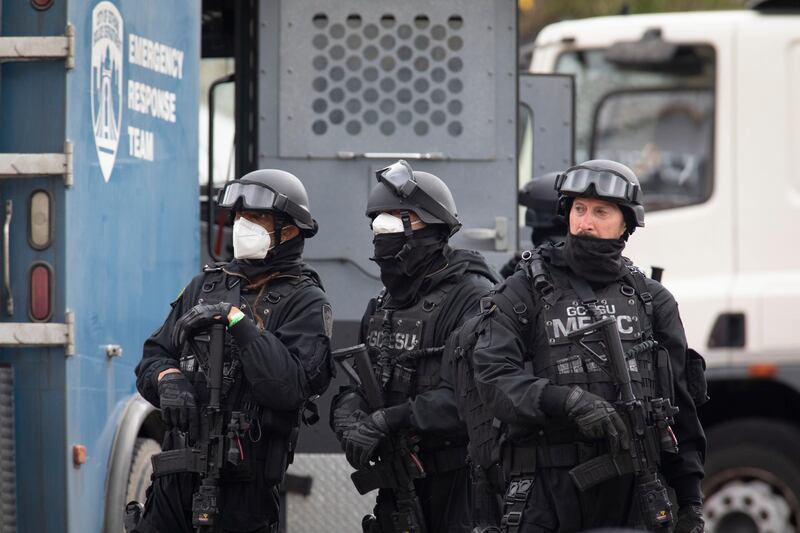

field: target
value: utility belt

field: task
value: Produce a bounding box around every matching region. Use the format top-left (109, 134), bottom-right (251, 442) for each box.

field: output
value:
top-left (417, 444), bottom-right (468, 475)
top-left (503, 441), bottom-right (622, 473)
top-left (503, 425), bottom-right (662, 488)
top-left (350, 442), bottom-right (467, 496)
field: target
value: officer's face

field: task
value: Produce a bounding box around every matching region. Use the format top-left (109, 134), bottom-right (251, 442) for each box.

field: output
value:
top-left (235, 211), bottom-right (300, 241)
top-left (387, 210), bottom-right (427, 229)
top-left (569, 198), bottom-right (627, 239)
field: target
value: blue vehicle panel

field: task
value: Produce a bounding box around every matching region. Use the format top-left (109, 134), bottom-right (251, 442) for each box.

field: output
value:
top-left (0, 1), bottom-right (199, 531)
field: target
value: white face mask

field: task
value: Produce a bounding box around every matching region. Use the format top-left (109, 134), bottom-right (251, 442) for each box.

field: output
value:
top-left (232, 217), bottom-right (272, 259)
top-left (371, 212), bottom-right (424, 235)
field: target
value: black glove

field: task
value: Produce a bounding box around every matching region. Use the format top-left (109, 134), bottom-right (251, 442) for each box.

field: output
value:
top-left (158, 372), bottom-right (200, 443)
top-left (674, 505), bottom-right (704, 533)
top-left (172, 302), bottom-right (233, 347)
top-left (333, 408), bottom-right (367, 442)
top-left (565, 386), bottom-right (630, 454)
top-left (342, 410), bottom-right (392, 469)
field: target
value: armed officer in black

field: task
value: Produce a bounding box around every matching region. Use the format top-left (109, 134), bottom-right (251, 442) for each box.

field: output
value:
top-left (473, 160), bottom-right (706, 533)
top-left (330, 160), bottom-right (498, 532)
top-left (500, 172), bottom-right (567, 278)
top-left (134, 169), bottom-right (333, 532)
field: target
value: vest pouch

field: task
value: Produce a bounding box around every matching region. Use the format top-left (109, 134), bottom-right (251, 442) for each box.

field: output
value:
top-left (686, 348), bottom-right (710, 406)
top-left (654, 346), bottom-right (675, 401)
top-left (387, 364), bottom-right (415, 395)
top-left (220, 431), bottom-right (258, 483)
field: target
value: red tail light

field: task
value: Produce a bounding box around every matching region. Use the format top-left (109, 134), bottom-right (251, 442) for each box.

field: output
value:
top-left (31, 0), bottom-right (54, 10)
top-left (29, 263), bottom-right (52, 321)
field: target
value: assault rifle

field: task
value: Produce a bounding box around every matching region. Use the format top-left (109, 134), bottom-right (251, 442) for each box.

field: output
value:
top-left (149, 324), bottom-right (251, 533)
top-left (566, 315), bottom-right (679, 530)
top-left (332, 344), bottom-right (428, 533)
top-left (189, 323), bottom-right (227, 531)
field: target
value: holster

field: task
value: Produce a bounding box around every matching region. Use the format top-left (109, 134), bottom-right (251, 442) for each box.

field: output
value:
top-left (351, 454), bottom-right (419, 495)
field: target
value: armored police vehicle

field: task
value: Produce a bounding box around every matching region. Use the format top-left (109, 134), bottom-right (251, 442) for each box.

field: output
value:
top-left (530, 4), bottom-right (800, 532)
top-left (0, 1), bottom-right (199, 531)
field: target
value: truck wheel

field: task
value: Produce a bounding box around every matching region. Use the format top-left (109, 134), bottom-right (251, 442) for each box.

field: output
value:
top-left (125, 437), bottom-right (161, 505)
top-left (704, 419), bottom-right (800, 533)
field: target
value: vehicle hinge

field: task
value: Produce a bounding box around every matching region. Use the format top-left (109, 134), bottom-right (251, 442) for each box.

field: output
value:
top-left (0, 309), bottom-right (76, 355)
top-left (65, 310), bottom-right (75, 356)
top-left (0, 23), bottom-right (75, 69)
top-left (0, 140), bottom-right (74, 187)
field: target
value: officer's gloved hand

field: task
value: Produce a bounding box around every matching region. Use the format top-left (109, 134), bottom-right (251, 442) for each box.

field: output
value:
top-left (674, 505), bottom-right (704, 533)
top-left (333, 408), bottom-right (367, 442)
top-left (342, 410), bottom-right (392, 469)
top-left (172, 302), bottom-right (233, 347)
top-left (564, 386), bottom-right (630, 454)
top-left (158, 372), bottom-right (200, 443)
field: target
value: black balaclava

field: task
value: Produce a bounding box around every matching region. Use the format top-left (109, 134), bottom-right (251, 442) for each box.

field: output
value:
top-left (563, 232), bottom-right (627, 284)
top-left (371, 225), bottom-right (449, 307)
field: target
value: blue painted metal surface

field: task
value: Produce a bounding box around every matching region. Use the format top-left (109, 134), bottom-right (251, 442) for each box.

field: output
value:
top-left (0, 1), bottom-right (199, 531)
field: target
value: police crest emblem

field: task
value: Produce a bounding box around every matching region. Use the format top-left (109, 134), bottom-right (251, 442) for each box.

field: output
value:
top-left (91, 1), bottom-right (124, 182)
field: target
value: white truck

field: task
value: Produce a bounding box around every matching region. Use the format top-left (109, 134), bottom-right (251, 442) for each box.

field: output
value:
top-left (530, 6), bottom-right (800, 533)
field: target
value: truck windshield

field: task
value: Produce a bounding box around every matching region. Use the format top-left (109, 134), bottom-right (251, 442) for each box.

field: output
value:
top-left (556, 46), bottom-right (715, 211)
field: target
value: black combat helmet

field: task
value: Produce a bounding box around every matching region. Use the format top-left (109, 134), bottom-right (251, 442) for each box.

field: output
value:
top-left (555, 159), bottom-right (645, 234)
top-left (519, 172), bottom-right (567, 244)
top-left (217, 169), bottom-right (318, 237)
top-left (366, 160), bottom-right (461, 236)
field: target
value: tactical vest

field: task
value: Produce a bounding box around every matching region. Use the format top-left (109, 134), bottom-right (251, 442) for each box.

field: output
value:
top-left (529, 259), bottom-right (673, 442)
top-left (365, 276), bottom-right (457, 408)
top-left (537, 273), bottom-right (655, 402)
top-left (174, 264), bottom-right (319, 483)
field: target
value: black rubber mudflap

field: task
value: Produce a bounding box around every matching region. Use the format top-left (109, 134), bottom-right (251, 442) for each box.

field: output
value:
top-left (0, 366), bottom-right (17, 533)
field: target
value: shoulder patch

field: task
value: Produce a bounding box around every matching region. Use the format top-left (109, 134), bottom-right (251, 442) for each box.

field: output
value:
top-left (170, 286), bottom-right (186, 308)
top-left (322, 304), bottom-right (334, 339)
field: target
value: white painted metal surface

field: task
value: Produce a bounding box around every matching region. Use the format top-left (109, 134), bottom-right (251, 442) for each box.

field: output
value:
top-left (530, 11), bottom-right (800, 365)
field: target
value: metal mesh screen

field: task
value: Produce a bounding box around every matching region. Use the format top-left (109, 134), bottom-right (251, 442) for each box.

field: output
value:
top-left (285, 454), bottom-right (373, 532)
top-left (279, 1), bottom-right (497, 159)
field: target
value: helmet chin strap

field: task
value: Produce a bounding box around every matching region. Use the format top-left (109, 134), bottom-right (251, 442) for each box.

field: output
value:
top-left (273, 214), bottom-right (284, 248)
top-left (400, 211), bottom-right (414, 237)
top-left (395, 210), bottom-right (415, 263)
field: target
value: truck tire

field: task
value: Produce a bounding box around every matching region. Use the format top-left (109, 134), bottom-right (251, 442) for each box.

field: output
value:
top-left (704, 419), bottom-right (800, 533)
top-left (126, 437), bottom-right (161, 506)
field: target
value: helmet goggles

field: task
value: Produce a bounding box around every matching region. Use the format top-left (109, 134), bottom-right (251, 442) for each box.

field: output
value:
top-left (555, 165), bottom-right (641, 204)
top-left (376, 160), bottom-right (460, 229)
top-left (217, 180), bottom-right (314, 230)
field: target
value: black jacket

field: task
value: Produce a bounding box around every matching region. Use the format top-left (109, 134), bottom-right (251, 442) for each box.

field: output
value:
top-left (334, 248), bottom-right (497, 438)
top-left (135, 263), bottom-right (333, 531)
top-left (136, 266), bottom-right (333, 411)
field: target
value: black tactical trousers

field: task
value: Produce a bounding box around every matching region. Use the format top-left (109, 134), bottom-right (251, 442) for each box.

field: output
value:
top-left (501, 468), bottom-right (636, 533)
top-left (133, 471), bottom-right (279, 533)
top-left (372, 466), bottom-right (473, 533)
